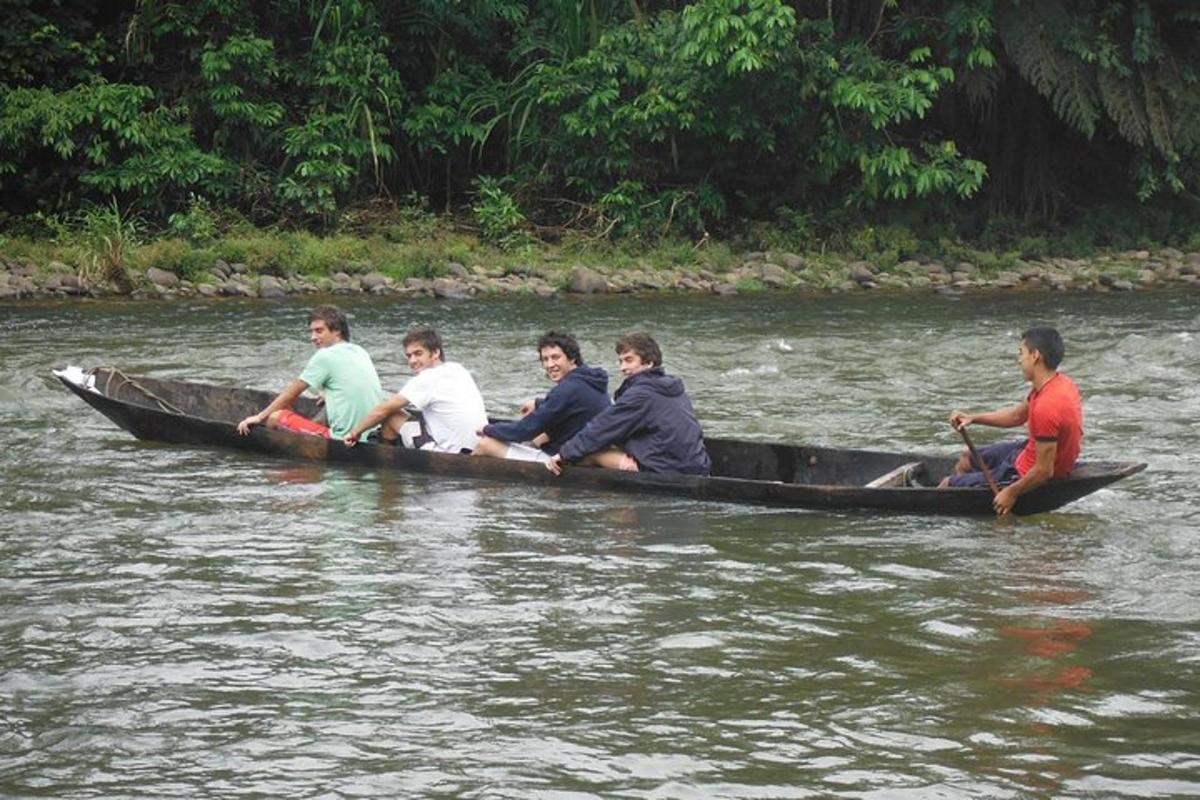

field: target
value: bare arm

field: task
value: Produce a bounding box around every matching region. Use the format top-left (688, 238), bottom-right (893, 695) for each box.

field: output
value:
top-left (345, 392), bottom-right (409, 445)
top-left (950, 400), bottom-right (1029, 430)
top-left (237, 379), bottom-right (308, 435)
top-left (992, 439), bottom-right (1056, 517)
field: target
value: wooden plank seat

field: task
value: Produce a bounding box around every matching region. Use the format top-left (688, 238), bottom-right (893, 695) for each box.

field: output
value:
top-left (864, 461), bottom-right (929, 488)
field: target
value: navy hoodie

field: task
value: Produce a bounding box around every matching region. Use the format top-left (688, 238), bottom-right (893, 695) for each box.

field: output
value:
top-left (558, 367), bottom-right (711, 475)
top-left (483, 364), bottom-right (610, 454)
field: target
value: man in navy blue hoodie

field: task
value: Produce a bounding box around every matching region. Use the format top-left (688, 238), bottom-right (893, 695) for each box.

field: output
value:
top-left (473, 330), bottom-right (610, 464)
top-left (547, 332), bottom-right (711, 476)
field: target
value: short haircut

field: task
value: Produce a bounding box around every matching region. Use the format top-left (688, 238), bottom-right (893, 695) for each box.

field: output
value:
top-left (403, 324), bottom-right (444, 359)
top-left (309, 305), bottom-right (350, 341)
top-left (1022, 326), bottom-right (1065, 369)
top-left (616, 331), bottom-right (662, 367)
top-left (537, 330), bottom-right (582, 365)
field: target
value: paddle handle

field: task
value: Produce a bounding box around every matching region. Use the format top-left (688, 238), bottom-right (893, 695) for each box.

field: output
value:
top-left (955, 423), bottom-right (1001, 497)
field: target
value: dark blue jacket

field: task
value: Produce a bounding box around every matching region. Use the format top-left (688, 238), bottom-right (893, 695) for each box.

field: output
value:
top-left (483, 364), bottom-right (610, 454)
top-left (558, 367), bottom-right (711, 475)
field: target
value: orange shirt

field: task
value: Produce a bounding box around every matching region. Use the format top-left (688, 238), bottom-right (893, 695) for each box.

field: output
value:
top-left (1015, 373), bottom-right (1083, 477)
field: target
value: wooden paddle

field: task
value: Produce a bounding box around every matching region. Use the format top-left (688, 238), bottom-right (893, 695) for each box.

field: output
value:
top-left (954, 422), bottom-right (1001, 497)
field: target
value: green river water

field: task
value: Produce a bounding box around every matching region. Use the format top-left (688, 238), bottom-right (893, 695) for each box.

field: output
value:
top-left (1, 290), bottom-right (1197, 798)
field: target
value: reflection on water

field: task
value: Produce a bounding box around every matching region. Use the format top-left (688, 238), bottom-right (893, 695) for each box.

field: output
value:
top-left (1, 292), bottom-right (1198, 798)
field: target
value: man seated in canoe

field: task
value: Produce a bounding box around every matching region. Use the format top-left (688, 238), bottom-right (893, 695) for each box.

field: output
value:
top-left (472, 330), bottom-right (610, 465)
top-left (940, 326), bottom-right (1084, 516)
top-left (546, 332), bottom-right (711, 476)
top-left (236, 305), bottom-right (386, 440)
top-left (344, 324), bottom-right (488, 453)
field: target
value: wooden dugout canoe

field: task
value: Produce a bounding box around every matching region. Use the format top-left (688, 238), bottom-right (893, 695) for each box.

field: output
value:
top-left (55, 366), bottom-right (1146, 517)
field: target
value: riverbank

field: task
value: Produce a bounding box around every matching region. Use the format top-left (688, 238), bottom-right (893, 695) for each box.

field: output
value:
top-left (3, 242), bottom-right (1199, 302)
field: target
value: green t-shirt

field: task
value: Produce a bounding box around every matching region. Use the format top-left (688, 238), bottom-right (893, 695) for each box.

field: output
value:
top-left (298, 341), bottom-right (386, 438)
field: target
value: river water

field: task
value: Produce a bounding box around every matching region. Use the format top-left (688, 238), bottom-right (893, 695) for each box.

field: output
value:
top-left (2, 291), bottom-right (1198, 798)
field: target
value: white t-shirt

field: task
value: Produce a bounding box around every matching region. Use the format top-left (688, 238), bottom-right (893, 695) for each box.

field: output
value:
top-left (400, 361), bottom-right (488, 453)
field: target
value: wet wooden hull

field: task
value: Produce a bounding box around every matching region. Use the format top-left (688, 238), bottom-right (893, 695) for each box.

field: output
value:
top-left (56, 367), bottom-right (1147, 516)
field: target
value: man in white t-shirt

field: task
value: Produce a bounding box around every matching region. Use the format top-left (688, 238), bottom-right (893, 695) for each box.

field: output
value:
top-left (344, 325), bottom-right (488, 453)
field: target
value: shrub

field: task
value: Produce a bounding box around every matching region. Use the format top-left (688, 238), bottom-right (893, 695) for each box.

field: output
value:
top-left (472, 177), bottom-right (531, 249)
top-left (76, 199), bottom-right (141, 292)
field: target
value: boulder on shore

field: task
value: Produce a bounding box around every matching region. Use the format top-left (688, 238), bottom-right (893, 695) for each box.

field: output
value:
top-left (146, 267), bottom-right (180, 288)
top-left (567, 266), bottom-right (609, 294)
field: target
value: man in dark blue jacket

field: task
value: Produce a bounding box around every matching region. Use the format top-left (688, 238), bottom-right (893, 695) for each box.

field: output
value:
top-left (547, 332), bottom-right (711, 476)
top-left (473, 330), bottom-right (610, 464)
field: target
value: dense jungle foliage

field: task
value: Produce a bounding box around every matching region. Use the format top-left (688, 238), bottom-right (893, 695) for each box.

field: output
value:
top-left (2, 0), bottom-right (1198, 248)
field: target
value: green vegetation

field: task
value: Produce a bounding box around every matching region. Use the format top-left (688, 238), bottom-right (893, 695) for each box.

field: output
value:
top-left (2, 1), bottom-right (1199, 269)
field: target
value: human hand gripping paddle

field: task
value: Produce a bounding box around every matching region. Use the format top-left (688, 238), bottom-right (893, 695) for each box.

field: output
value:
top-left (952, 419), bottom-right (1002, 498)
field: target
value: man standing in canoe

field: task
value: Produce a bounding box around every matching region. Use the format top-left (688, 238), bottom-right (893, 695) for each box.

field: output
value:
top-left (472, 330), bottom-right (610, 464)
top-left (940, 326), bottom-right (1084, 516)
top-left (344, 324), bottom-right (488, 453)
top-left (236, 305), bottom-right (387, 440)
top-left (546, 332), bottom-right (711, 476)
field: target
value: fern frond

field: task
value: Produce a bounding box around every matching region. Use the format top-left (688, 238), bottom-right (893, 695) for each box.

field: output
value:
top-left (1097, 68), bottom-right (1148, 147)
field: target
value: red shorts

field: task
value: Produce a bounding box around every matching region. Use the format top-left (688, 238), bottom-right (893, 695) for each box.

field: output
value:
top-left (275, 409), bottom-right (332, 439)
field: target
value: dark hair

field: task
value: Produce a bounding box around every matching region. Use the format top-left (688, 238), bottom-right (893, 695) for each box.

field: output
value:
top-left (616, 331), bottom-right (662, 367)
top-left (309, 305), bottom-right (350, 341)
top-left (1022, 326), bottom-right (1065, 369)
top-left (537, 330), bottom-right (582, 365)
top-left (403, 324), bottom-right (444, 359)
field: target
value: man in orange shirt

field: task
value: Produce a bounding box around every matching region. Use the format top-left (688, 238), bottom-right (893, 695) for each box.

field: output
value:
top-left (940, 327), bottom-right (1084, 516)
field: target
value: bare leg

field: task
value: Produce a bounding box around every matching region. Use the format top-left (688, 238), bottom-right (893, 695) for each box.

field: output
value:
top-left (578, 447), bottom-right (631, 470)
top-left (472, 436), bottom-right (509, 458)
top-left (379, 410), bottom-right (409, 443)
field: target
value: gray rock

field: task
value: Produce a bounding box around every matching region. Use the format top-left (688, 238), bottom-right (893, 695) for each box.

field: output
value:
top-left (360, 273), bottom-right (392, 291)
top-left (712, 283), bottom-right (738, 296)
top-left (849, 262), bottom-right (876, 285)
top-left (567, 266), bottom-right (609, 294)
top-left (220, 280), bottom-right (252, 297)
top-left (433, 278), bottom-right (470, 300)
top-left (405, 277), bottom-right (432, 291)
top-left (11, 259), bottom-right (38, 278)
top-left (230, 262), bottom-right (250, 274)
top-left (955, 261), bottom-right (978, 274)
top-left (447, 262), bottom-right (470, 279)
top-left (779, 253), bottom-right (805, 271)
top-left (534, 284), bottom-right (557, 298)
top-left (759, 263), bottom-right (792, 287)
top-left (744, 251), bottom-right (767, 262)
top-left (197, 284), bottom-right (219, 297)
top-left (259, 275), bottom-right (288, 298)
top-left (1112, 279), bottom-right (1135, 291)
top-left (146, 267), bottom-right (180, 288)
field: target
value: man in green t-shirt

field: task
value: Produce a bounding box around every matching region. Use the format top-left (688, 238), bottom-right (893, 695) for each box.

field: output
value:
top-left (236, 305), bottom-right (386, 439)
